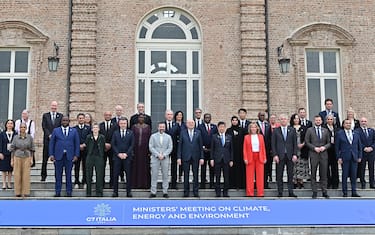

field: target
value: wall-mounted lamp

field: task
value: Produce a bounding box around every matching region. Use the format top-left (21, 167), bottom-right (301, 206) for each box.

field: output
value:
top-left (277, 44), bottom-right (290, 74)
top-left (48, 42), bottom-right (60, 72)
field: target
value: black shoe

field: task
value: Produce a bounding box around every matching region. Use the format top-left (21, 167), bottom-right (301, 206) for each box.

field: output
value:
top-left (223, 194), bottom-right (230, 198)
top-left (66, 193), bottom-right (72, 197)
top-left (352, 193), bottom-right (361, 197)
top-left (288, 193), bottom-right (297, 198)
top-left (149, 193), bottom-right (156, 198)
top-left (171, 185), bottom-right (178, 190)
top-left (216, 194), bottom-right (221, 197)
top-left (127, 193), bottom-right (133, 198)
top-left (183, 194), bottom-right (189, 198)
top-left (332, 186), bottom-right (338, 189)
top-left (312, 192), bottom-right (317, 199)
top-left (16, 194), bottom-right (22, 197)
top-left (193, 194), bottom-right (200, 198)
top-left (96, 193), bottom-right (103, 197)
top-left (41, 176), bottom-right (46, 182)
top-left (361, 184), bottom-right (366, 189)
top-left (163, 194), bottom-right (169, 198)
top-left (343, 193), bottom-right (348, 197)
top-left (277, 193), bottom-right (283, 197)
top-left (370, 185), bottom-right (375, 189)
top-left (322, 193), bottom-right (330, 199)
top-left (112, 192), bottom-right (118, 197)
top-left (54, 193), bottom-right (61, 197)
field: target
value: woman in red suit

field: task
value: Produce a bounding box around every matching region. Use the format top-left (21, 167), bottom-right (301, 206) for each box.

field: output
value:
top-left (243, 122), bottom-right (267, 197)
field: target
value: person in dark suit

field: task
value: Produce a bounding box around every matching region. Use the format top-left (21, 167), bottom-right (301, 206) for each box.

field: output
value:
top-left (304, 115), bottom-right (331, 199)
top-left (210, 121), bottom-right (233, 197)
top-left (177, 119), bottom-right (204, 197)
top-left (73, 113), bottom-right (91, 188)
top-left (99, 111), bottom-right (116, 187)
top-left (49, 116), bottom-right (80, 197)
top-left (298, 108), bottom-right (313, 128)
top-left (319, 98), bottom-right (341, 128)
top-left (256, 111), bottom-right (272, 188)
top-left (322, 114), bottom-right (339, 189)
top-left (173, 111), bottom-right (186, 184)
top-left (164, 110), bottom-right (178, 189)
top-left (111, 117), bottom-right (134, 197)
top-left (198, 113), bottom-right (218, 189)
top-left (238, 108), bottom-right (250, 134)
top-left (356, 117), bottom-right (375, 189)
top-left (194, 108), bottom-right (203, 128)
top-left (111, 105), bottom-right (124, 126)
top-left (85, 123), bottom-right (106, 197)
top-left (41, 101), bottom-right (62, 181)
top-left (129, 103), bottom-right (152, 129)
top-left (336, 119), bottom-right (362, 197)
top-left (271, 114), bottom-right (298, 198)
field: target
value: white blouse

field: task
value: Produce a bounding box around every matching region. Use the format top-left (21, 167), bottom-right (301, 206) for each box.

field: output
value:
top-left (251, 134), bottom-right (260, 152)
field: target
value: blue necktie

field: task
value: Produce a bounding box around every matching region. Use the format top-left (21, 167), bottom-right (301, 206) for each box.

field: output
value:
top-left (282, 127), bottom-right (287, 141)
top-left (221, 134), bottom-right (225, 146)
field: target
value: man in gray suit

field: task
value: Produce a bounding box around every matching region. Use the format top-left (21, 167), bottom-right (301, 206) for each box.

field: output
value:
top-left (305, 115), bottom-right (331, 199)
top-left (149, 122), bottom-right (173, 198)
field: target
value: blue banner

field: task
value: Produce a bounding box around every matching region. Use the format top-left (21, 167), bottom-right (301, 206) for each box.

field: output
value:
top-left (0, 199), bottom-right (374, 226)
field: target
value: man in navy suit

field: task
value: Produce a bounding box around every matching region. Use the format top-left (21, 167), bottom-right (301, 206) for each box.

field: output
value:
top-left (164, 109), bottom-right (178, 189)
top-left (111, 117), bottom-right (134, 197)
top-left (199, 113), bottom-right (218, 189)
top-left (99, 111), bottom-right (116, 187)
top-left (238, 108), bottom-right (250, 134)
top-left (177, 119), bottom-right (204, 197)
top-left (210, 121), bottom-right (233, 197)
top-left (336, 119), bottom-right (362, 197)
top-left (271, 114), bottom-right (298, 197)
top-left (298, 108), bottom-right (313, 128)
top-left (319, 98), bottom-right (341, 128)
top-left (356, 117), bottom-right (375, 189)
top-left (49, 116), bottom-right (80, 197)
top-left (73, 113), bottom-right (91, 188)
top-left (256, 111), bottom-right (272, 188)
top-left (41, 101), bottom-right (62, 181)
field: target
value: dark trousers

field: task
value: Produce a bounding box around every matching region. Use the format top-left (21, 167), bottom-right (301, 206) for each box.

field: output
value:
top-left (276, 155), bottom-right (294, 194)
top-left (327, 146), bottom-right (339, 188)
top-left (310, 154), bottom-right (328, 193)
top-left (214, 159), bottom-right (229, 196)
top-left (103, 149), bottom-right (113, 186)
top-left (41, 138), bottom-right (50, 178)
top-left (113, 158), bottom-right (132, 194)
top-left (200, 151), bottom-right (214, 187)
top-left (170, 152), bottom-right (178, 188)
top-left (342, 159), bottom-right (358, 194)
top-left (361, 153), bottom-right (375, 187)
top-left (86, 154), bottom-right (105, 196)
top-left (183, 158), bottom-right (199, 196)
top-left (74, 150), bottom-right (86, 184)
top-left (264, 152), bottom-right (272, 186)
top-left (54, 153), bottom-right (73, 194)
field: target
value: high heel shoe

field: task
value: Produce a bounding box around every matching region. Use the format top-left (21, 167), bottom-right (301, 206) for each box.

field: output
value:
top-left (2, 187), bottom-right (6, 190)
top-left (7, 184), bottom-right (12, 189)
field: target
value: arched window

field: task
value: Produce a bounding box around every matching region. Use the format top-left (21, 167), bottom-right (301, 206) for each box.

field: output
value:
top-left (136, 8), bottom-right (201, 124)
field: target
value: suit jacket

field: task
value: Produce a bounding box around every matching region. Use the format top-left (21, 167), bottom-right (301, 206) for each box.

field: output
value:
top-left (335, 129), bottom-right (362, 161)
top-left (300, 119), bottom-right (313, 128)
top-left (198, 123), bottom-right (218, 150)
top-left (239, 119), bottom-right (250, 133)
top-left (85, 134), bottom-right (106, 158)
top-left (256, 120), bottom-right (272, 152)
top-left (49, 126), bottom-right (80, 161)
top-left (210, 133), bottom-right (233, 163)
top-left (74, 124), bottom-right (91, 144)
top-left (243, 134), bottom-right (266, 164)
top-left (111, 129), bottom-right (134, 160)
top-left (0, 131), bottom-right (16, 156)
top-left (149, 132), bottom-right (173, 158)
top-left (177, 128), bottom-right (204, 161)
top-left (42, 112), bottom-right (63, 139)
top-left (355, 127), bottom-right (375, 157)
top-left (130, 113), bottom-right (152, 128)
top-left (99, 120), bottom-right (116, 143)
top-left (319, 110), bottom-right (341, 128)
top-left (271, 126), bottom-right (297, 160)
top-left (304, 126), bottom-right (331, 158)
top-left (164, 121), bottom-right (177, 137)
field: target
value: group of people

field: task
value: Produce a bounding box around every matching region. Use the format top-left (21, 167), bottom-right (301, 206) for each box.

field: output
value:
top-left (0, 98), bottom-right (374, 199)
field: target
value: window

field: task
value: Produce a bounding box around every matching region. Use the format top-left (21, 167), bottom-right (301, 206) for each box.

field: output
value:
top-left (306, 50), bottom-right (341, 119)
top-left (136, 8), bottom-right (201, 126)
top-left (0, 49), bottom-right (29, 126)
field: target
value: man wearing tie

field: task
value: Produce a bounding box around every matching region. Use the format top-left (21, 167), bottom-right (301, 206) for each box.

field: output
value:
top-left (198, 113), bottom-right (217, 189)
top-left (356, 117), bottom-right (375, 189)
top-left (271, 114), bottom-right (298, 197)
top-left (111, 117), bottom-right (134, 197)
top-left (177, 119), bottom-right (204, 197)
top-left (256, 111), bottom-right (272, 188)
top-left (129, 103), bottom-right (152, 129)
top-left (99, 111), bottom-right (116, 187)
top-left (41, 101), bottom-right (62, 181)
top-left (336, 119), bottom-right (362, 197)
top-left (73, 113), bottom-right (91, 188)
top-left (194, 108), bottom-right (203, 128)
top-left (238, 108), bottom-right (250, 134)
top-left (304, 115), bottom-right (331, 199)
top-left (164, 109), bottom-right (178, 189)
top-left (210, 121), bottom-right (233, 197)
top-left (298, 108), bottom-right (313, 128)
top-left (111, 105), bottom-right (124, 128)
top-left (149, 122), bottom-right (173, 198)
top-left (49, 116), bottom-right (80, 197)
top-left (319, 98), bottom-right (341, 128)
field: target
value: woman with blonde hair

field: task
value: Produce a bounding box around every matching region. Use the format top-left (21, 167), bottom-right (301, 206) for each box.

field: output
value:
top-left (243, 122), bottom-right (267, 197)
